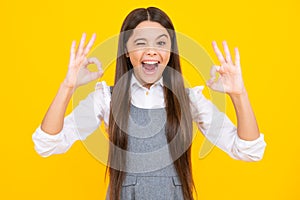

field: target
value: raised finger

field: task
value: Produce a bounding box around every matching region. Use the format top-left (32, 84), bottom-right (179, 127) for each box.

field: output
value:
top-left (76, 32), bottom-right (87, 57)
top-left (212, 41), bottom-right (226, 65)
top-left (83, 33), bottom-right (97, 56)
top-left (222, 41), bottom-right (232, 64)
top-left (234, 47), bottom-right (240, 66)
top-left (69, 40), bottom-right (76, 67)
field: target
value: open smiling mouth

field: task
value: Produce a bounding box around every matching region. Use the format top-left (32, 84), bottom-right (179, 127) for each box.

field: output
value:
top-left (141, 61), bottom-right (160, 74)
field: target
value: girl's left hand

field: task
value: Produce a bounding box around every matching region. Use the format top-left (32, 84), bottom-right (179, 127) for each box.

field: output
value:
top-left (207, 41), bottom-right (245, 96)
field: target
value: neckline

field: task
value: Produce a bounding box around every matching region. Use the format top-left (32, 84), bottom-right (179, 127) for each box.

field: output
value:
top-left (130, 103), bottom-right (165, 111)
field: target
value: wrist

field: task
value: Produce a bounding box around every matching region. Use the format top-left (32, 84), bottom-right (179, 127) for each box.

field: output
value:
top-left (61, 80), bottom-right (76, 94)
top-left (229, 88), bottom-right (248, 101)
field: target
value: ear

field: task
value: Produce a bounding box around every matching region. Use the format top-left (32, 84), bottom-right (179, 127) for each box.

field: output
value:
top-left (124, 46), bottom-right (130, 58)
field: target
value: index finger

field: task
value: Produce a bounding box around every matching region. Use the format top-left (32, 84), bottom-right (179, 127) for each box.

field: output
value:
top-left (83, 33), bottom-right (97, 55)
top-left (88, 57), bottom-right (103, 73)
top-left (212, 41), bottom-right (226, 65)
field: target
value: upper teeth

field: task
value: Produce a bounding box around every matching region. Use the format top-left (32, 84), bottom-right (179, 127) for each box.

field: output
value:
top-left (143, 61), bottom-right (158, 64)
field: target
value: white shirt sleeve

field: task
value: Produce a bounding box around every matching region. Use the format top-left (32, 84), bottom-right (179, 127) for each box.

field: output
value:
top-left (188, 86), bottom-right (267, 162)
top-left (32, 81), bottom-right (111, 157)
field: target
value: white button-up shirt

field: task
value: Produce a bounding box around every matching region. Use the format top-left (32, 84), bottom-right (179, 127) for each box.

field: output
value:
top-left (32, 75), bottom-right (266, 161)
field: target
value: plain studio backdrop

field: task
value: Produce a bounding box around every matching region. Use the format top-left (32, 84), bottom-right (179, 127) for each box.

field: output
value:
top-left (0, 0), bottom-right (299, 199)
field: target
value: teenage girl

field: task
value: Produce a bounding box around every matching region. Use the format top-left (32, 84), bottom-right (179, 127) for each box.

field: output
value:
top-left (32, 7), bottom-right (266, 200)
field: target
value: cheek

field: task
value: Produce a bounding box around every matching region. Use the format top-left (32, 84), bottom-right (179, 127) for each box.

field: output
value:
top-left (129, 51), bottom-right (143, 66)
top-left (160, 51), bottom-right (171, 65)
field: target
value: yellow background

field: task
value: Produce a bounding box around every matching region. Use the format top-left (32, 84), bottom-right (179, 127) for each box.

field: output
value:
top-left (1, 0), bottom-right (299, 199)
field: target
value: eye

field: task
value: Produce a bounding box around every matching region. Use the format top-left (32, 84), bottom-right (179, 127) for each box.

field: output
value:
top-left (157, 41), bottom-right (166, 46)
top-left (136, 42), bottom-right (146, 46)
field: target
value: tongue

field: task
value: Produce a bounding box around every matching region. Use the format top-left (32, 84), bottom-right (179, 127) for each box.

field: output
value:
top-left (143, 63), bottom-right (156, 70)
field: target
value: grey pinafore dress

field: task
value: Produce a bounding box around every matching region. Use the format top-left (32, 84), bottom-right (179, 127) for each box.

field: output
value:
top-left (106, 104), bottom-right (184, 199)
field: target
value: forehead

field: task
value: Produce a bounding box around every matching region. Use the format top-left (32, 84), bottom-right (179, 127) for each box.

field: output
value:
top-left (129, 21), bottom-right (170, 40)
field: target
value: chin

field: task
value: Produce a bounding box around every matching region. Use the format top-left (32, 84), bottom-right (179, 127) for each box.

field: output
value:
top-left (141, 76), bottom-right (159, 85)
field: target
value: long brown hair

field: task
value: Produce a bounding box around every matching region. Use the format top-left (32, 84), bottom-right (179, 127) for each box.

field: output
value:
top-left (107, 7), bottom-right (195, 199)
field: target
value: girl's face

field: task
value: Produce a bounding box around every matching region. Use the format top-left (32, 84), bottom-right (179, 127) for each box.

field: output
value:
top-left (126, 21), bottom-right (171, 88)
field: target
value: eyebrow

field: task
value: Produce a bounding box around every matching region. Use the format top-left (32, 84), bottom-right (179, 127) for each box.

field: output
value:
top-left (133, 34), bottom-right (169, 43)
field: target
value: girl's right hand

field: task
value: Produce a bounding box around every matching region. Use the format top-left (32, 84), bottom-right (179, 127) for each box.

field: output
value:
top-left (63, 33), bottom-right (103, 90)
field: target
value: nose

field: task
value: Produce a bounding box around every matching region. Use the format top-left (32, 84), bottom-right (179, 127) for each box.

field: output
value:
top-left (145, 48), bottom-right (157, 56)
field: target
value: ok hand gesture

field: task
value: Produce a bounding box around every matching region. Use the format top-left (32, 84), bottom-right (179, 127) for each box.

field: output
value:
top-left (207, 41), bottom-right (245, 96)
top-left (64, 33), bottom-right (103, 90)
